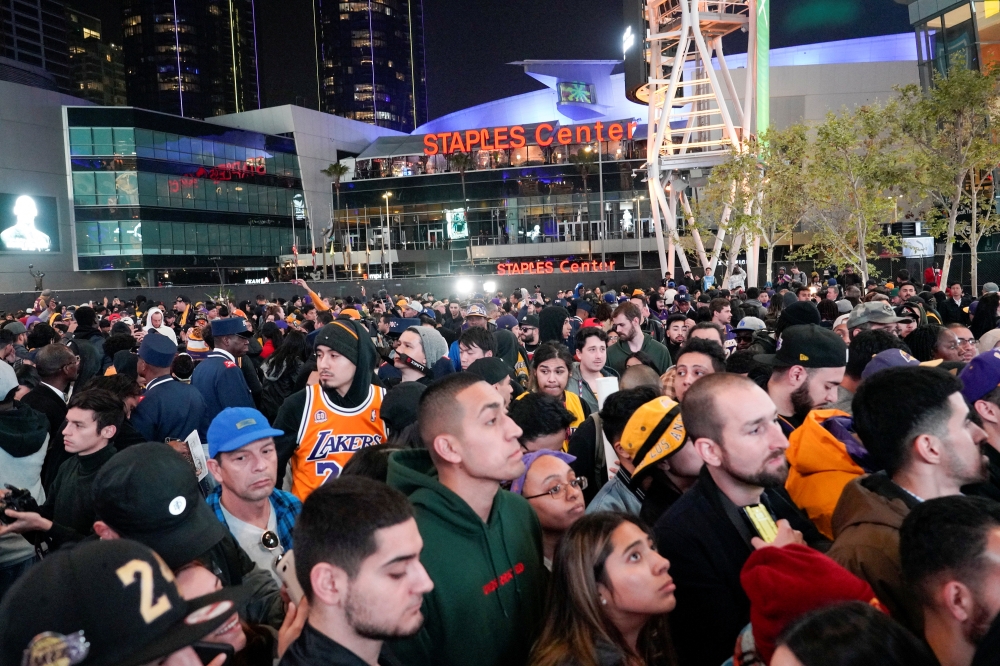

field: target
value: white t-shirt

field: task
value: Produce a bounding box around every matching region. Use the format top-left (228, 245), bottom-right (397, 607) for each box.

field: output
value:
top-left (219, 500), bottom-right (283, 584)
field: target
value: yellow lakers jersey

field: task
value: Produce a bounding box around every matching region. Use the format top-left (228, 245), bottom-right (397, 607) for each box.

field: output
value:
top-left (290, 383), bottom-right (387, 501)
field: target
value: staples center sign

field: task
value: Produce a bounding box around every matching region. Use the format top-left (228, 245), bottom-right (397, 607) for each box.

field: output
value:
top-left (422, 120), bottom-right (638, 156)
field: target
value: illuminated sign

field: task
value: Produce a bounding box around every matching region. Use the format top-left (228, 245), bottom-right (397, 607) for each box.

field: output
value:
top-left (445, 208), bottom-right (468, 239)
top-left (497, 259), bottom-right (617, 275)
top-left (0, 193), bottom-right (58, 252)
top-left (558, 82), bottom-right (596, 105)
top-left (292, 194), bottom-right (307, 221)
top-left (422, 120), bottom-right (637, 156)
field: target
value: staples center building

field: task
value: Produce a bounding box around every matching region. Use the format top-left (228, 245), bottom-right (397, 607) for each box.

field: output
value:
top-left (0, 33), bottom-right (918, 291)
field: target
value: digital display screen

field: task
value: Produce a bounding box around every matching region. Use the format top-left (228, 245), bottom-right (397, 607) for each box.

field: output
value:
top-left (445, 208), bottom-right (468, 240)
top-left (558, 82), bottom-right (597, 105)
top-left (0, 193), bottom-right (59, 252)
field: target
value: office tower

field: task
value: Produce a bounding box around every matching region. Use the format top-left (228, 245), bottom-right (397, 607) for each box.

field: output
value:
top-left (66, 8), bottom-right (127, 105)
top-left (121, 0), bottom-right (260, 119)
top-left (0, 0), bottom-right (69, 91)
top-left (314, 0), bottom-right (428, 132)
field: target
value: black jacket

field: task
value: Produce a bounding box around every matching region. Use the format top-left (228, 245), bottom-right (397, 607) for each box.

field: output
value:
top-left (22, 384), bottom-right (69, 492)
top-left (653, 467), bottom-right (829, 666)
top-left (37, 445), bottom-right (117, 548)
top-left (280, 624), bottom-right (402, 666)
top-left (940, 296), bottom-right (971, 325)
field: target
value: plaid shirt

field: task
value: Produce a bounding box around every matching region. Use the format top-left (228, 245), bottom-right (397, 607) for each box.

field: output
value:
top-left (206, 486), bottom-right (302, 550)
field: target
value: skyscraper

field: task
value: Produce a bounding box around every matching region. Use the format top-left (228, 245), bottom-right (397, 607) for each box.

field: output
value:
top-left (66, 8), bottom-right (127, 106)
top-left (0, 0), bottom-right (69, 91)
top-left (121, 0), bottom-right (260, 119)
top-left (314, 0), bottom-right (427, 132)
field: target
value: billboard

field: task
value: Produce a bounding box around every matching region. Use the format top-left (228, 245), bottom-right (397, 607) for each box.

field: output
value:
top-left (0, 193), bottom-right (59, 252)
top-left (557, 82), bottom-right (596, 105)
top-left (445, 208), bottom-right (468, 240)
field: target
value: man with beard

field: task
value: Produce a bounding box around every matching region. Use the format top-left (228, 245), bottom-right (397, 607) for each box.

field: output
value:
top-left (280, 476), bottom-right (435, 666)
top-left (518, 314), bottom-right (541, 357)
top-left (829, 367), bottom-right (989, 634)
top-left (664, 314), bottom-right (688, 359)
top-left (607, 302), bottom-right (672, 375)
top-left (654, 373), bottom-right (828, 666)
top-left (756, 324), bottom-right (847, 437)
top-left (900, 496), bottom-right (1000, 666)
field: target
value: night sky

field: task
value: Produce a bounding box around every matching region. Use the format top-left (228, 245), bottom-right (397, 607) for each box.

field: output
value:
top-left (70, 0), bottom-right (913, 121)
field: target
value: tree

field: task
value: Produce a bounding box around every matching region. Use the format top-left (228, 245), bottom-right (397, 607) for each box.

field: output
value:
top-left (570, 147), bottom-right (598, 260)
top-left (956, 169), bottom-right (1000, 294)
top-left (696, 126), bottom-right (808, 288)
top-left (448, 151), bottom-right (473, 214)
top-left (898, 67), bottom-right (1000, 291)
top-left (321, 161), bottom-right (351, 280)
top-left (795, 103), bottom-right (907, 283)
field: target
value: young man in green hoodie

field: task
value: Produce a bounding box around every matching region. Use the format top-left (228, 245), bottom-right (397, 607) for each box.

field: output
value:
top-left (386, 373), bottom-right (547, 666)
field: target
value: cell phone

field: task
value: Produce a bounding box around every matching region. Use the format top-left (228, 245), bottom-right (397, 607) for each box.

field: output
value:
top-left (192, 641), bottom-right (234, 665)
top-left (273, 550), bottom-right (304, 605)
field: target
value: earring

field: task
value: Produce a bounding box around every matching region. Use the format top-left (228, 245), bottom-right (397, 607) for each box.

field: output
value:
top-left (600, 598), bottom-right (607, 605)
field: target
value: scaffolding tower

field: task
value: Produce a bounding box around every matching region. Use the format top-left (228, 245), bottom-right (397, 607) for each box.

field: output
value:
top-left (640, 0), bottom-right (762, 283)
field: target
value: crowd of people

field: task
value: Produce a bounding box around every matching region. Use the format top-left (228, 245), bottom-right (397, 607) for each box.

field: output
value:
top-left (2, 264), bottom-right (1000, 666)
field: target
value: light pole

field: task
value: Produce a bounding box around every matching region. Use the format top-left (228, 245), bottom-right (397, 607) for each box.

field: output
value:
top-left (594, 142), bottom-right (605, 264)
top-left (382, 192), bottom-right (393, 279)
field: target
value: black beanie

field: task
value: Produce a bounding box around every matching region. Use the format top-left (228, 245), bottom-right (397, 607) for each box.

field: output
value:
top-left (314, 321), bottom-right (360, 366)
top-left (467, 357), bottom-right (511, 385)
top-left (75, 306), bottom-right (97, 328)
top-left (779, 301), bottom-right (822, 327)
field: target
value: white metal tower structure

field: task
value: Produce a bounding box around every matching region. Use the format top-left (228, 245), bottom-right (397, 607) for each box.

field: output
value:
top-left (639, 0), bottom-right (759, 281)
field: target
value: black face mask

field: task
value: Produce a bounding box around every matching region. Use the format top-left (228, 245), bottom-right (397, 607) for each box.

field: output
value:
top-left (397, 352), bottom-right (430, 375)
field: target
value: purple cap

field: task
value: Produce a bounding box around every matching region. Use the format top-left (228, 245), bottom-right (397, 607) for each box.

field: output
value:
top-left (861, 349), bottom-right (920, 381)
top-left (496, 314), bottom-right (519, 331)
top-left (510, 450), bottom-right (576, 496)
top-left (677, 285), bottom-right (688, 294)
top-left (960, 349), bottom-right (1000, 403)
top-left (303, 295), bottom-right (313, 305)
top-left (491, 298), bottom-right (502, 306)
top-left (274, 320), bottom-right (288, 330)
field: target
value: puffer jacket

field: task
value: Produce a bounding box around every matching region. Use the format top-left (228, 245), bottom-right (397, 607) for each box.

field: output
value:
top-left (785, 409), bottom-right (873, 539)
top-left (827, 474), bottom-right (922, 634)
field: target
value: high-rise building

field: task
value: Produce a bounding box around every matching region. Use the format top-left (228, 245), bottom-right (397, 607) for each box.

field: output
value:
top-left (0, 0), bottom-right (69, 91)
top-left (66, 8), bottom-right (126, 106)
top-left (314, 0), bottom-right (428, 132)
top-left (121, 0), bottom-right (260, 119)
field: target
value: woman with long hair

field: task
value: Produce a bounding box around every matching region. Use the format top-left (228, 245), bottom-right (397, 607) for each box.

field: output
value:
top-left (260, 329), bottom-right (309, 422)
top-left (970, 292), bottom-right (1000, 340)
top-left (525, 342), bottom-right (589, 443)
top-left (529, 512), bottom-right (677, 666)
top-left (258, 321), bottom-right (283, 360)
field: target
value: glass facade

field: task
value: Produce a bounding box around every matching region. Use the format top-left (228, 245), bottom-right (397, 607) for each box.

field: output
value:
top-left (914, 0), bottom-right (1000, 85)
top-left (66, 107), bottom-right (307, 271)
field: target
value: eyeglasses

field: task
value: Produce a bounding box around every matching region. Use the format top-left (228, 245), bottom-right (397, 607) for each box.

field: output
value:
top-left (524, 477), bottom-right (588, 500)
top-left (955, 337), bottom-right (975, 347)
top-left (260, 530), bottom-right (280, 550)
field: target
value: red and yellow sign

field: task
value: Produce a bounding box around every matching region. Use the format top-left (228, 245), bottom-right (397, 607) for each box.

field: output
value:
top-left (423, 121), bottom-right (637, 156)
top-left (497, 260), bottom-right (616, 275)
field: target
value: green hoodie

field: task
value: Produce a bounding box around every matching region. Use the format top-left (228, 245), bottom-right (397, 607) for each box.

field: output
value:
top-left (386, 449), bottom-right (547, 666)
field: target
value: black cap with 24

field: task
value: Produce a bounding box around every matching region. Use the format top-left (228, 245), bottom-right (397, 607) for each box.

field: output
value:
top-left (0, 539), bottom-right (249, 666)
top-left (754, 324), bottom-right (848, 368)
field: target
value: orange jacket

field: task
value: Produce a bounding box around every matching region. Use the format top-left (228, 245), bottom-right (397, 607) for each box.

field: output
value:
top-left (785, 409), bottom-right (864, 540)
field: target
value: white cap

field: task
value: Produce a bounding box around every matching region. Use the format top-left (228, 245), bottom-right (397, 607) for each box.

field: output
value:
top-left (736, 316), bottom-right (766, 331)
top-left (833, 313), bottom-right (851, 328)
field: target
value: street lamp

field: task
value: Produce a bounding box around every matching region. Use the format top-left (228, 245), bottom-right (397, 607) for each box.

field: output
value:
top-left (382, 192), bottom-right (393, 279)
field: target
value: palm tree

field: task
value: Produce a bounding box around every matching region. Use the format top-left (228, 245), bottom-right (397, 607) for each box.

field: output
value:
top-left (570, 147), bottom-right (598, 260)
top-left (321, 162), bottom-right (351, 280)
top-left (449, 151), bottom-right (473, 216)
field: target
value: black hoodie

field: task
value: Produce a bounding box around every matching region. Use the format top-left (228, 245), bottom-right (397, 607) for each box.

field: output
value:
top-left (538, 305), bottom-right (572, 349)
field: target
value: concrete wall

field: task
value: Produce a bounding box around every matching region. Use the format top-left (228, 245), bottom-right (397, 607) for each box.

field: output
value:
top-left (0, 269), bottom-right (665, 313)
top-left (0, 80), bottom-right (124, 293)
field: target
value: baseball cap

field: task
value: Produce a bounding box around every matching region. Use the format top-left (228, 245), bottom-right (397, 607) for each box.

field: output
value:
top-left (603, 293), bottom-right (617, 304)
top-left (846, 302), bottom-right (907, 329)
top-left (138, 332), bottom-right (177, 368)
top-left (0, 361), bottom-right (16, 400)
top-left (520, 314), bottom-right (539, 329)
top-left (405, 299), bottom-right (423, 314)
top-left (960, 349), bottom-right (1000, 404)
top-left (387, 317), bottom-right (421, 336)
top-left (985, 282), bottom-right (999, 294)
top-left (755, 324), bottom-right (848, 368)
top-left (339, 308), bottom-right (361, 320)
top-left (835, 299), bottom-right (853, 314)
top-left (3, 321), bottom-right (25, 335)
top-left (675, 294), bottom-right (691, 304)
top-left (207, 407), bottom-right (283, 457)
top-left (210, 317), bottom-right (251, 338)
top-left (0, 539), bottom-right (249, 666)
top-left (495, 314), bottom-right (519, 331)
top-left (736, 317), bottom-right (766, 332)
top-left (632, 289), bottom-right (645, 297)
top-left (861, 349), bottom-right (920, 381)
top-left (466, 303), bottom-right (487, 318)
top-left (619, 397), bottom-right (687, 477)
top-left (467, 357), bottom-right (512, 386)
top-left (92, 443), bottom-right (230, 569)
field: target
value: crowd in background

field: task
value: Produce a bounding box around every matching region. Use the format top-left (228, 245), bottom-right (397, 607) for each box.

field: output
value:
top-left (2, 262), bottom-right (1000, 666)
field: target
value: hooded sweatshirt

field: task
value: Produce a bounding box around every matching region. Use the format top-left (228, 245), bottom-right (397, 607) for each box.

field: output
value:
top-left (827, 473), bottom-right (922, 633)
top-left (538, 305), bottom-right (572, 350)
top-left (0, 402), bottom-right (50, 566)
top-left (386, 449), bottom-right (547, 666)
top-left (143, 307), bottom-right (178, 344)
